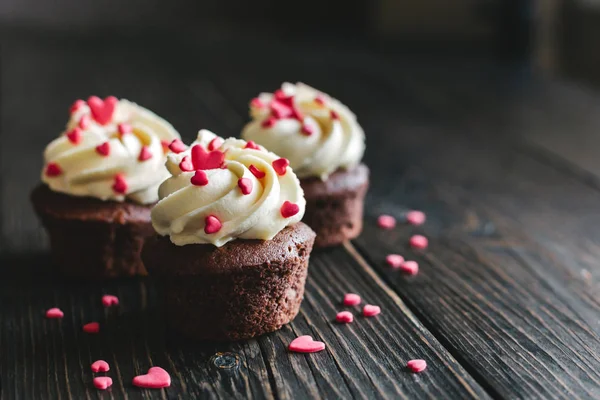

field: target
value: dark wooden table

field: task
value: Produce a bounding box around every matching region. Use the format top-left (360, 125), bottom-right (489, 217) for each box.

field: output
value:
top-left (2, 30), bottom-right (600, 399)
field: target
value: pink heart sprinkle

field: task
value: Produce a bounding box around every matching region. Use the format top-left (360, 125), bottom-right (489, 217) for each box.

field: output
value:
top-left (179, 155), bottom-right (194, 172)
top-left (250, 97), bottom-right (264, 108)
top-left (191, 170), bottom-right (209, 186)
top-left (314, 95), bottom-right (326, 106)
top-left (406, 210), bottom-right (426, 226)
top-left (102, 295), bottom-right (119, 307)
top-left (343, 293), bottom-right (361, 306)
top-left (330, 110), bottom-right (339, 120)
top-left (409, 235), bottom-right (428, 250)
top-left (45, 163), bottom-right (62, 177)
top-left (67, 128), bottom-right (82, 145)
top-left (261, 117), bottom-right (277, 128)
top-left (336, 311), bottom-right (353, 323)
top-left (272, 158), bottom-right (289, 176)
top-left (161, 140), bottom-right (170, 153)
top-left (385, 254), bottom-right (404, 268)
top-left (301, 123), bottom-right (314, 136)
top-left (208, 137), bottom-right (224, 151)
top-left (45, 308), bottom-right (64, 319)
top-left (93, 376), bottom-right (113, 390)
top-left (168, 139), bottom-right (187, 154)
top-left (133, 367), bottom-right (171, 389)
top-left (407, 359), bottom-right (427, 373)
top-left (377, 215), bottom-right (396, 229)
top-left (280, 201), bottom-right (299, 218)
top-left (138, 146), bottom-right (152, 161)
top-left (400, 261), bottom-right (419, 275)
top-left (238, 178), bottom-right (252, 195)
top-left (70, 99), bottom-right (86, 114)
top-left (118, 123), bottom-right (132, 135)
top-left (204, 215), bottom-right (222, 234)
top-left (112, 174), bottom-right (128, 194)
top-left (249, 165), bottom-right (265, 179)
top-left (191, 144), bottom-right (225, 170)
top-left (244, 140), bottom-right (261, 150)
top-left (91, 360), bottom-right (110, 372)
top-left (270, 100), bottom-right (294, 119)
top-left (95, 142), bottom-right (110, 157)
top-left (289, 335), bottom-right (326, 353)
top-left (83, 322), bottom-right (100, 334)
top-left (363, 304), bottom-right (381, 317)
top-left (79, 115), bottom-right (91, 130)
top-left (87, 96), bottom-right (118, 125)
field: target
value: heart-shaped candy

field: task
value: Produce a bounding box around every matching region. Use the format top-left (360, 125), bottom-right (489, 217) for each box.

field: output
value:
top-left (102, 295), bottom-right (119, 307)
top-left (280, 201), bottom-right (299, 218)
top-left (289, 335), bottom-right (326, 353)
top-left (112, 174), bottom-right (127, 194)
top-left (70, 99), bottom-right (86, 114)
top-left (46, 308), bottom-right (64, 319)
top-left (363, 304), bottom-right (381, 317)
top-left (93, 376), bottom-right (113, 390)
top-left (336, 311), bottom-right (353, 324)
top-left (208, 137), bottom-right (223, 151)
top-left (272, 158), bottom-right (289, 176)
top-left (45, 163), bottom-right (62, 177)
top-left (138, 146), bottom-right (152, 161)
top-left (343, 293), bottom-right (361, 306)
top-left (191, 145), bottom-right (224, 170)
top-left (67, 128), bottom-right (82, 145)
top-left (83, 322), bottom-right (100, 333)
top-left (91, 360), bottom-right (110, 372)
top-left (132, 367), bottom-right (171, 389)
top-left (78, 115), bottom-right (91, 130)
top-left (244, 140), bottom-right (260, 150)
top-left (179, 156), bottom-right (194, 172)
top-left (95, 142), bottom-right (110, 157)
top-left (407, 359), bottom-right (427, 373)
top-left (168, 139), bottom-right (187, 154)
top-left (190, 170), bottom-right (209, 186)
top-left (385, 254), bottom-right (404, 268)
top-left (87, 96), bottom-right (118, 125)
top-left (237, 178), bottom-right (252, 195)
top-left (204, 215), bottom-right (222, 234)
top-left (118, 123), bottom-right (132, 136)
top-left (249, 165), bottom-right (265, 179)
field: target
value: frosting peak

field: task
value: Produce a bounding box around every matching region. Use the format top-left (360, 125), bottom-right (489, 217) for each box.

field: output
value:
top-left (241, 82), bottom-right (365, 180)
top-left (42, 97), bottom-right (180, 204)
top-left (151, 130), bottom-right (306, 247)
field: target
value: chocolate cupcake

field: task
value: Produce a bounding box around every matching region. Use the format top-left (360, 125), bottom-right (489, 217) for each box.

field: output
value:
top-left (31, 96), bottom-right (180, 279)
top-left (143, 130), bottom-right (315, 340)
top-left (241, 83), bottom-right (368, 247)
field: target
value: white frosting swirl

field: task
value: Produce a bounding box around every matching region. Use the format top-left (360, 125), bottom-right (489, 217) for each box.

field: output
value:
top-left (241, 82), bottom-right (365, 180)
top-left (42, 98), bottom-right (180, 204)
top-left (152, 130), bottom-right (306, 247)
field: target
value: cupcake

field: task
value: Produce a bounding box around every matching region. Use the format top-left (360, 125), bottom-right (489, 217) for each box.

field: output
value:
top-left (241, 82), bottom-right (369, 247)
top-left (143, 130), bottom-right (315, 341)
top-left (31, 96), bottom-right (180, 279)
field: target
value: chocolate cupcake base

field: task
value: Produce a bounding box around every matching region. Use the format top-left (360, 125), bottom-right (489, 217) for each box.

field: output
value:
top-left (143, 223), bottom-right (315, 341)
top-left (31, 184), bottom-right (154, 280)
top-left (300, 163), bottom-right (369, 247)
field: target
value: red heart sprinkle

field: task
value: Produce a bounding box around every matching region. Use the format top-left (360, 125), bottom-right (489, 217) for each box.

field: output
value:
top-left (95, 142), bottom-right (110, 157)
top-left (406, 210), bottom-right (426, 226)
top-left (45, 163), bottom-right (62, 177)
top-left (91, 360), bottom-right (110, 372)
top-left (133, 367), bottom-right (171, 389)
top-left (101, 295), bottom-right (119, 307)
top-left (83, 322), bottom-right (100, 333)
top-left (280, 201), bottom-right (299, 218)
top-left (161, 140), bottom-right (170, 154)
top-left (343, 293), bottom-right (361, 306)
top-left (261, 117), bottom-right (277, 128)
top-left (118, 123), bottom-right (132, 136)
top-left (208, 137), bottom-right (224, 151)
top-left (238, 178), bottom-right (252, 195)
top-left (409, 235), bottom-right (428, 250)
top-left (330, 110), bottom-right (339, 120)
top-left (45, 308), bottom-right (64, 319)
top-left (87, 96), bottom-right (118, 125)
top-left (249, 165), bottom-right (265, 179)
top-left (244, 141), bottom-right (260, 150)
top-left (289, 335), bottom-right (325, 353)
top-left (270, 100), bottom-right (293, 119)
top-left (314, 95), bottom-right (326, 106)
top-left (67, 128), bottom-right (82, 144)
top-left (79, 115), bottom-right (91, 130)
top-left (407, 359), bottom-right (427, 373)
top-left (377, 215), bottom-right (396, 229)
top-left (168, 139), bottom-right (187, 154)
top-left (400, 260), bottom-right (419, 275)
top-left (363, 304), bottom-right (381, 317)
top-left (112, 174), bottom-right (127, 194)
top-left (385, 254), bottom-right (404, 268)
top-left (272, 158), bottom-right (289, 176)
top-left (190, 170), bottom-right (209, 186)
top-left (191, 145), bottom-right (225, 170)
top-left (138, 146), bottom-right (152, 161)
top-left (301, 123), bottom-right (314, 136)
top-left (204, 215), bottom-right (222, 234)
top-left (250, 97), bottom-right (264, 108)
top-left (336, 311), bottom-right (354, 323)
top-left (179, 156), bottom-right (194, 172)
top-left (70, 99), bottom-right (86, 114)
top-left (93, 377), bottom-right (113, 390)
top-left (274, 90), bottom-right (294, 107)
top-left (290, 107), bottom-right (303, 121)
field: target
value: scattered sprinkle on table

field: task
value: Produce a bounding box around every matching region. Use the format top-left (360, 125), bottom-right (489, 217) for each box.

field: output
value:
top-left (91, 360), bottom-right (110, 372)
top-left (83, 322), bottom-right (100, 334)
top-left (336, 311), bottom-right (354, 323)
top-left (93, 376), bottom-right (113, 390)
top-left (406, 210), bottom-right (426, 226)
top-left (409, 235), bottom-right (428, 249)
top-left (407, 359), bottom-right (427, 373)
top-left (45, 308), bottom-right (64, 319)
top-left (377, 214), bottom-right (396, 229)
top-left (101, 295), bottom-right (119, 307)
top-left (400, 260), bottom-right (419, 275)
top-left (343, 293), bottom-right (361, 306)
top-left (363, 304), bottom-right (381, 317)
top-left (385, 254), bottom-right (404, 268)
top-left (289, 335), bottom-right (326, 353)
top-left (133, 367), bottom-right (171, 388)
